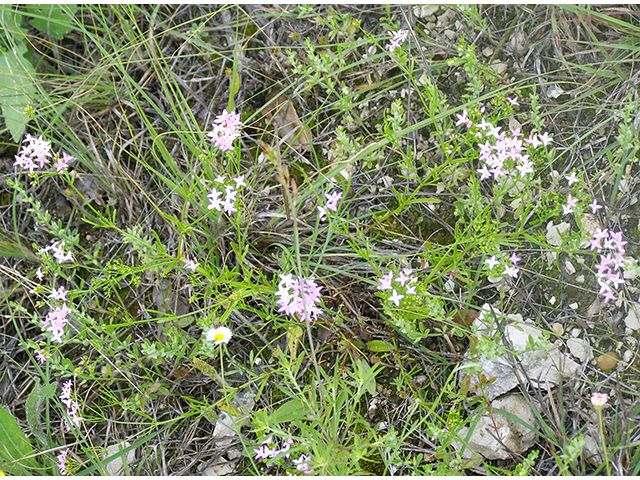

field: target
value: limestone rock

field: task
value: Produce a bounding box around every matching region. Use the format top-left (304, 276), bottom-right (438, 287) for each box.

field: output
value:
top-left (454, 393), bottom-right (539, 460)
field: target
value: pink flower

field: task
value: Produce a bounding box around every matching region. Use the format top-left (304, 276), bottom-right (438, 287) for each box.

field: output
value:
top-left (53, 152), bottom-right (74, 172)
top-left (563, 194), bottom-right (578, 215)
top-left (48, 286), bottom-right (68, 302)
top-left (183, 257), bottom-right (199, 272)
top-left (325, 191), bottom-right (342, 212)
top-left (506, 97), bottom-right (519, 106)
top-left (276, 274), bottom-right (323, 322)
top-left (388, 289), bottom-right (404, 306)
top-left (509, 253), bottom-right (521, 265)
top-left (591, 392), bottom-right (609, 408)
top-left (386, 29), bottom-right (408, 52)
top-left (565, 172), bottom-right (579, 186)
top-left (589, 199), bottom-right (602, 214)
top-left (43, 304), bottom-right (72, 343)
top-left (485, 256), bottom-right (500, 270)
top-left (208, 110), bottom-right (242, 152)
top-left (524, 133), bottom-right (542, 148)
top-left (502, 265), bottom-right (519, 278)
top-left (36, 351), bottom-right (47, 364)
top-left (538, 132), bottom-right (553, 146)
top-left (60, 380), bottom-right (82, 432)
top-left (395, 269), bottom-right (413, 287)
top-left (377, 271), bottom-right (394, 291)
top-left (57, 448), bottom-right (70, 475)
top-left (14, 133), bottom-right (52, 173)
top-left (455, 109), bottom-right (473, 128)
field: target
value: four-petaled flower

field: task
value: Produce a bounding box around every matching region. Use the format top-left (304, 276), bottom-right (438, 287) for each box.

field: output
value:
top-left (388, 289), bottom-right (404, 306)
top-left (589, 199), bottom-right (603, 214)
top-left (565, 172), bottom-right (579, 186)
top-left (455, 109), bottom-right (473, 129)
top-left (563, 194), bottom-right (578, 215)
top-left (485, 256), bottom-right (500, 270)
top-left (538, 131), bottom-right (553, 146)
top-left (183, 257), bottom-right (199, 272)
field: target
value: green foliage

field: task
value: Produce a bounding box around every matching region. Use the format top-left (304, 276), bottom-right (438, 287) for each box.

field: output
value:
top-left (0, 4), bottom-right (77, 140)
top-left (26, 5), bottom-right (77, 40)
top-left (26, 379), bottom-right (57, 447)
top-left (0, 406), bottom-right (43, 475)
top-left (0, 41), bottom-right (36, 141)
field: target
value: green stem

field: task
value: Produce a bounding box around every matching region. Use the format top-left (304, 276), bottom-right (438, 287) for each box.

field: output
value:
top-left (597, 408), bottom-right (611, 476)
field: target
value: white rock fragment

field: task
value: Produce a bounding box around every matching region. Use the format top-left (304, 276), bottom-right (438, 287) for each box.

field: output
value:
top-left (624, 302), bottom-right (640, 331)
top-left (413, 5), bottom-right (439, 18)
top-left (461, 305), bottom-right (579, 401)
top-left (567, 337), bottom-right (593, 363)
top-left (569, 302), bottom-right (578, 310)
top-left (565, 260), bottom-right (576, 275)
top-left (102, 442), bottom-right (137, 476)
top-left (212, 389), bottom-right (256, 447)
top-left (454, 393), bottom-right (540, 460)
top-left (547, 84), bottom-right (566, 99)
top-left (202, 460), bottom-right (236, 476)
top-left (546, 221), bottom-right (570, 263)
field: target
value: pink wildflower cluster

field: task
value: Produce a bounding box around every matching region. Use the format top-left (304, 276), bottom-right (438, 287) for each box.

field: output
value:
top-left (57, 448), bottom-right (70, 475)
top-left (386, 29), bottom-right (408, 52)
top-left (40, 241), bottom-right (74, 264)
top-left (207, 175), bottom-right (246, 215)
top-left (60, 380), bottom-right (83, 432)
top-left (455, 110), bottom-right (553, 180)
top-left (14, 133), bottom-right (73, 173)
top-left (208, 109), bottom-right (242, 152)
top-left (377, 268), bottom-right (418, 306)
top-left (317, 190), bottom-right (342, 221)
top-left (485, 252), bottom-right (521, 279)
top-left (588, 228), bottom-right (627, 303)
top-left (276, 273), bottom-right (323, 322)
top-left (254, 436), bottom-right (314, 475)
top-left (41, 287), bottom-right (71, 343)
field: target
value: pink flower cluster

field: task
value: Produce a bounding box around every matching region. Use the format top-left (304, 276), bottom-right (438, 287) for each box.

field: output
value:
top-left (276, 273), bottom-right (323, 322)
top-left (208, 109), bottom-right (242, 152)
top-left (14, 133), bottom-right (73, 173)
top-left (57, 448), bottom-right (70, 475)
top-left (317, 190), bottom-right (342, 221)
top-left (455, 110), bottom-right (553, 180)
top-left (377, 268), bottom-right (418, 306)
top-left (386, 29), bottom-right (408, 52)
top-left (589, 228), bottom-right (627, 303)
top-left (41, 287), bottom-right (71, 343)
top-left (207, 175), bottom-right (246, 215)
top-left (60, 380), bottom-right (83, 432)
top-left (485, 252), bottom-right (521, 279)
top-left (254, 436), bottom-right (314, 475)
top-left (40, 241), bottom-right (74, 264)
